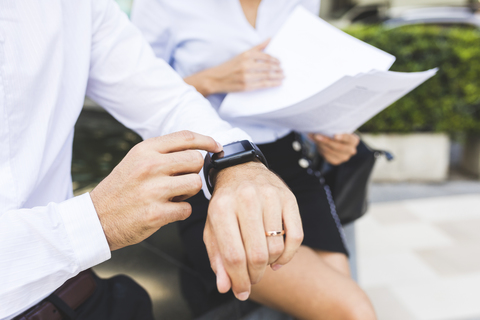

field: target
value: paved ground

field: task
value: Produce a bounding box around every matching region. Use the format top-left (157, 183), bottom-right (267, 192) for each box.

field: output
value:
top-left (359, 183), bottom-right (480, 320)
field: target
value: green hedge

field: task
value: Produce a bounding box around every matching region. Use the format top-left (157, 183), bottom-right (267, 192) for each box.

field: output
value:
top-left (344, 24), bottom-right (480, 134)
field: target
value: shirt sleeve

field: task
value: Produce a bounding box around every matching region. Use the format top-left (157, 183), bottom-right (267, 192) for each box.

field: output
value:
top-left (130, 0), bottom-right (175, 65)
top-left (86, 0), bottom-right (249, 145)
top-left (0, 193), bottom-right (111, 319)
top-left (86, 0), bottom-right (251, 198)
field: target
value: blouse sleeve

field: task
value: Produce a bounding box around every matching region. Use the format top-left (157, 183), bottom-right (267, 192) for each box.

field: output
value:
top-left (130, 0), bottom-right (176, 65)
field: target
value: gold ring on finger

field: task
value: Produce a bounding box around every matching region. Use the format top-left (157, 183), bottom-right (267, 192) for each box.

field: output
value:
top-left (265, 230), bottom-right (285, 237)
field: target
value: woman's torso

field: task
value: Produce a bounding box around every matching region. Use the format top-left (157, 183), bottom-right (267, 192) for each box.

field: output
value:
top-left (133, 0), bottom-right (320, 144)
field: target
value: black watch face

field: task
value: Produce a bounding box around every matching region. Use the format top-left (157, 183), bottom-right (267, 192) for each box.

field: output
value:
top-left (212, 141), bottom-right (254, 161)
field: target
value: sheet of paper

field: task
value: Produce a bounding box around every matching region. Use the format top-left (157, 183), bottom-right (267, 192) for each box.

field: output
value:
top-left (220, 6), bottom-right (396, 117)
top-left (221, 69), bottom-right (437, 137)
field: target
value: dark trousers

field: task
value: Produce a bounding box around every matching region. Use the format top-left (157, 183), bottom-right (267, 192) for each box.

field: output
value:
top-left (75, 273), bottom-right (154, 320)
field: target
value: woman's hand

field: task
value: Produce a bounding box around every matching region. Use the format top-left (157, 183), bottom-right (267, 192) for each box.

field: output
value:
top-left (309, 133), bottom-right (360, 166)
top-left (184, 40), bottom-right (284, 96)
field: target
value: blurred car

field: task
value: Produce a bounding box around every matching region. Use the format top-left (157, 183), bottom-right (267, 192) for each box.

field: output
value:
top-left (326, 0), bottom-right (479, 28)
top-left (384, 6), bottom-right (480, 27)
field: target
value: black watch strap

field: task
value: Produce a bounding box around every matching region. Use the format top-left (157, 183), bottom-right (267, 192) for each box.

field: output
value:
top-left (252, 142), bottom-right (269, 169)
top-left (203, 141), bottom-right (268, 194)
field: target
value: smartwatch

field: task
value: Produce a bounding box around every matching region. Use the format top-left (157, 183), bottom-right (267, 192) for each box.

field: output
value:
top-left (203, 140), bottom-right (269, 194)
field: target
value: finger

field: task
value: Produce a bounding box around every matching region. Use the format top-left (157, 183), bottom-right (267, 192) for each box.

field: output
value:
top-left (334, 133), bottom-right (360, 147)
top-left (237, 189), bottom-right (269, 285)
top-left (247, 51), bottom-right (280, 64)
top-left (262, 194), bottom-right (285, 266)
top-left (147, 130), bottom-right (222, 154)
top-left (251, 39), bottom-right (271, 52)
top-left (245, 79), bottom-right (283, 91)
top-left (271, 195), bottom-right (303, 268)
top-left (151, 201), bottom-right (193, 227)
top-left (208, 200), bottom-right (251, 300)
top-left (204, 220), bottom-right (232, 293)
top-left (317, 145), bottom-right (347, 166)
top-left (311, 133), bottom-right (331, 143)
top-left (164, 173), bottom-right (203, 200)
top-left (244, 72), bottom-right (284, 86)
top-left (317, 136), bottom-right (356, 154)
top-left (244, 59), bottom-right (283, 73)
top-left (160, 150), bottom-right (204, 176)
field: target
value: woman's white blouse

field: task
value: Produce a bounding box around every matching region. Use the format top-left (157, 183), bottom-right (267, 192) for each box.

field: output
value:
top-left (131, 0), bottom-right (320, 144)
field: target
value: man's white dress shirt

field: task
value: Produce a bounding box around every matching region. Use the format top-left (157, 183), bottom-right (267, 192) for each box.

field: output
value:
top-left (0, 0), bottom-right (249, 318)
top-left (131, 0), bottom-right (320, 145)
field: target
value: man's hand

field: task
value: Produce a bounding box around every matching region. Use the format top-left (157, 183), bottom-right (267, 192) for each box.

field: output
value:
top-left (90, 131), bottom-right (222, 251)
top-left (203, 161), bottom-right (303, 301)
top-left (309, 133), bottom-right (360, 166)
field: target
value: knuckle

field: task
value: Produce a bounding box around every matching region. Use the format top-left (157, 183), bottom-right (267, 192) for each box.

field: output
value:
top-left (262, 186), bottom-right (278, 199)
top-left (269, 242), bottom-right (285, 257)
top-left (209, 195), bottom-right (231, 213)
top-left (176, 204), bottom-right (192, 221)
top-left (248, 248), bottom-right (268, 266)
top-left (137, 158), bottom-right (157, 176)
top-left (290, 230), bottom-right (304, 245)
top-left (178, 130), bottom-right (196, 142)
top-left (225, 250), bottom-right (245, 267)
top-left (286, 189), bottom-right (297, 201)
top-left (191, 174), bottom-right (203, 191)
top-left (207, 202), bottom-right (222, 218)
top-left (285, 193), bottom-right (299, 209)
top-left (131, 140), bottom-right (147, 155)
top-left (237, 184), bottom-right (257, 199)
top-left (187, 150), bottom-right (204, 167)
top-left (239, 73), bottom-right (248, 85)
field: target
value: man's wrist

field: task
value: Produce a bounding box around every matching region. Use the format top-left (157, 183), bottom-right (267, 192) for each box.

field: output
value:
top-left (204, 140), bottom-right (268, 194)
top-left (213, 160), bottom-right (266, 190)
top-left (212, 159), bottom-right (264, 188)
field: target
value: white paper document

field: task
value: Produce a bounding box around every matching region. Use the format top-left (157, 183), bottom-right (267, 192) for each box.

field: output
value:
top-left (219, 6), bottom-right (437, 136)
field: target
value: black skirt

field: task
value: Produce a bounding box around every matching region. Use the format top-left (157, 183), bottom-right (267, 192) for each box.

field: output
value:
top-left (179, 132), bottom-right (348, 317)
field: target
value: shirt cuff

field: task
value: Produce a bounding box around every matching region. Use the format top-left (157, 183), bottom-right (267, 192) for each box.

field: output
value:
top-left (57, 193), bottom-right (111, 271)
top-left (200, 127), bottom-right (252, 199)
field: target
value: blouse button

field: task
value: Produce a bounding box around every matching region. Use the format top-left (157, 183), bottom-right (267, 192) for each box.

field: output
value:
top-left (298, 158), bottom-right (309, 168)
top-left (292, 141), bottom-right (302, 152)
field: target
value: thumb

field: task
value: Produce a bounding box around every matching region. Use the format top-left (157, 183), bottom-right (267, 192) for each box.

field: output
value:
top-left (252, 39), bottom-right (270, 51)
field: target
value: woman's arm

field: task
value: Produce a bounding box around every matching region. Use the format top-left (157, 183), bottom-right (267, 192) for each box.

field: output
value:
top-left (184, 40), bottom-right (284, 97)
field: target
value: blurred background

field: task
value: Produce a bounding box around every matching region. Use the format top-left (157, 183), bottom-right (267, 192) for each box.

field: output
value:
top-left (75, 1), bottom-right (480, 319)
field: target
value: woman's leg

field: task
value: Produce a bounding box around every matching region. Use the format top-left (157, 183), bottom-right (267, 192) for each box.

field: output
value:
top-left (315, 250), bottom-right (351, 277)
top-left (249, 245), bottom-right (376, 320)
